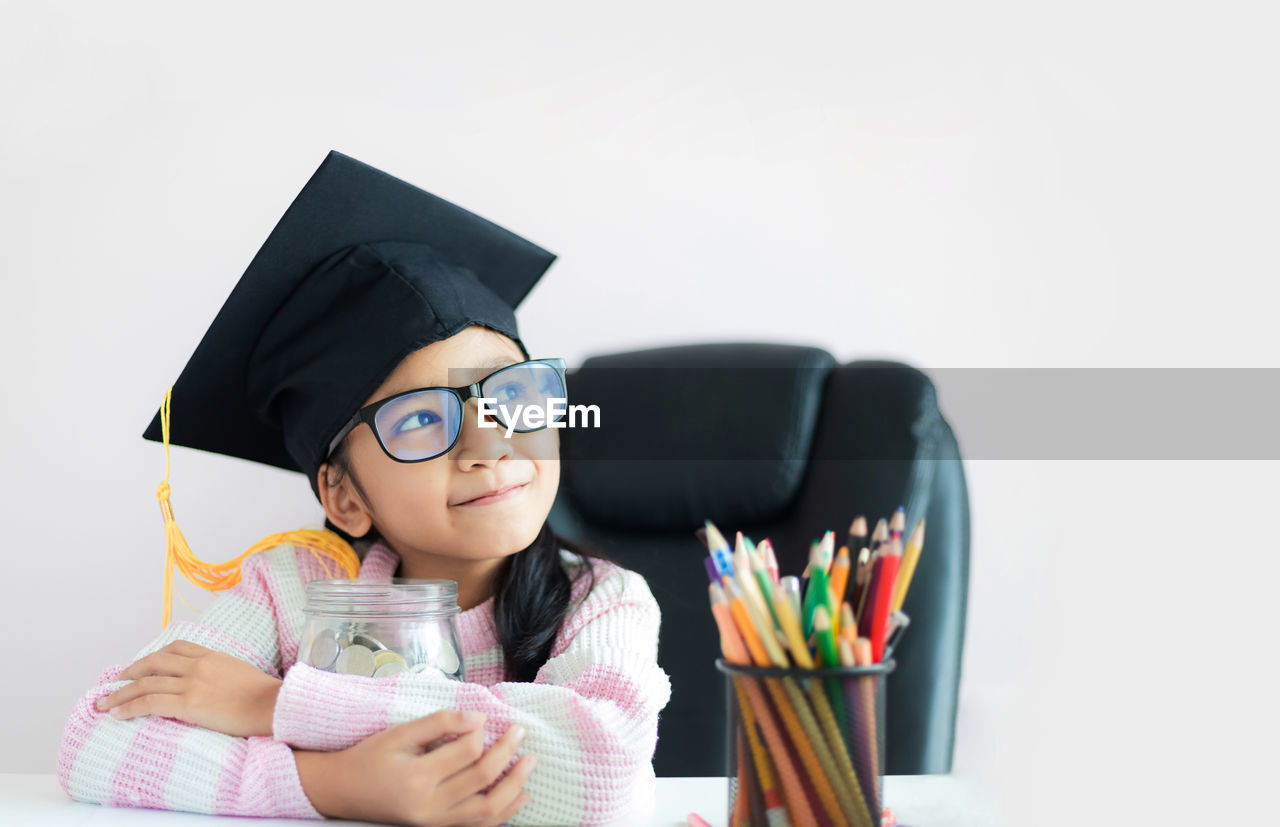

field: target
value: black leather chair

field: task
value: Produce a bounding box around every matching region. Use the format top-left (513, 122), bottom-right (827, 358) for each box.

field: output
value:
top-left (549, 342), bottom-right (970, 777)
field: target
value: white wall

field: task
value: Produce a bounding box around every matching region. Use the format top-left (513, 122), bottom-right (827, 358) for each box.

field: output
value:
top-left (3, 2), bottom-right (1277, 823)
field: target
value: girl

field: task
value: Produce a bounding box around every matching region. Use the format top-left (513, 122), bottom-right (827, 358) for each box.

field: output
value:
top-left (55, 151), bottom-right (672, 826)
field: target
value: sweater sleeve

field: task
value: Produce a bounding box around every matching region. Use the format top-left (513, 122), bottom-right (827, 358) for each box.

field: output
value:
top-left (272, 563), bottom-right (673, 826)
top-left (55, 548), bottom-right (323, 820)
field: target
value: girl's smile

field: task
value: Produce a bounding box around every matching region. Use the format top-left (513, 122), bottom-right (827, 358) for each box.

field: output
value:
top-left (451, 480), bottom-right (529, 507)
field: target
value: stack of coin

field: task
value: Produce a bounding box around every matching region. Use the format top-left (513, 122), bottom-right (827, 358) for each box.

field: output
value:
top-left (304, 623), bottom-right (461, 679)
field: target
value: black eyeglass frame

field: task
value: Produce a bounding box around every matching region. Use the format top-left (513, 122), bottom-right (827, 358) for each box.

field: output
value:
top-left (324, 357), bottom-right (568, 463)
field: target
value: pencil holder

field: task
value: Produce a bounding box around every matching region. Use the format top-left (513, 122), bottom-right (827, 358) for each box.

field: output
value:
top-left (716, 658), bottom-right (894, 827)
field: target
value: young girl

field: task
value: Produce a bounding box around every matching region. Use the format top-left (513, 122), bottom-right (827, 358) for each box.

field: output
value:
top-left (55, 151), bottom-right (672, 826)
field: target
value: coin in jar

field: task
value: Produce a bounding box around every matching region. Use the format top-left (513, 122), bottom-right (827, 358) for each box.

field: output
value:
top-left (435, 641), bottom-right (460, 675)
top-left (408, 662), bottom-right (448, 679)
top-left (335, 643), bottom-right (376, 677)
top-left (351, 632), bottom-right (388, 652)
top-left (307, 629), bottom-right (340, 670)
top-left (373, 650), bottom-right (406, 669)
top-left (373, 660), bottom-right (408, 678)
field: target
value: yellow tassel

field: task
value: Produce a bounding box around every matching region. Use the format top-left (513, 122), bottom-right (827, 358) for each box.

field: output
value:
top-left (156, 385), bottom-right (361, 628)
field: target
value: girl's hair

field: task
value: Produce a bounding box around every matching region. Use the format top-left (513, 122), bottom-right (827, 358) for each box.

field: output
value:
top-left (320, 437), bottom-right (614, 682)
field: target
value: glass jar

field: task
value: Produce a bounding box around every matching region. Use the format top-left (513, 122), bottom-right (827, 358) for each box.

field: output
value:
top-left (300, 578), bottom-right (464, 680)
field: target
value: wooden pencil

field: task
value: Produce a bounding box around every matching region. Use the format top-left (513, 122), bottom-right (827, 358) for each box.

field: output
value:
top-left (890, 519), bottom-right (925, 613)
top-left (851, 547), bottom-right (872, 626)
top-left (868, 539), bottom-right (902, 663)
top-left (741, 723), bottom-right (768, 826)
top-left (735, 678), bottom-right (789, 826)
top-left (869, 518), bottom-right (889, 553)
top-left (710, 584), bottom-right (817, 827)
top-left (856, 554), bottom-right (883, 639)
top-left (852, 638), bottom-right (882, 818)
top-left (777, 677), bottom-right (853, 825)
top-left (839, 638), bottom-right (875, 817)
top-left (829, 547), bottom-right (852, 634)
top-left (889, 506), bottom-right (905, 541)
top-left (845, 515), bottom-right (868, 564)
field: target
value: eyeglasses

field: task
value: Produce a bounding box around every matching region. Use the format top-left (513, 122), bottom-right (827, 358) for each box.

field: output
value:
top-left (325, 358), bottom-right (568, 463)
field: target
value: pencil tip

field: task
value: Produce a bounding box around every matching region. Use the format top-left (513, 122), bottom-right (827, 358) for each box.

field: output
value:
top-left (872, 518), bottom-right (889, 541)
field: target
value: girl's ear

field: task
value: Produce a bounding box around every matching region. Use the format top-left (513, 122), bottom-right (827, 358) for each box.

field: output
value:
top-left (317, 461), bottom-right (374, 539)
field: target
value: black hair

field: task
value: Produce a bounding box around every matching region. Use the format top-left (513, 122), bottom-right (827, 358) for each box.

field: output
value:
top-left (319, 437), bottom-right (613, 682)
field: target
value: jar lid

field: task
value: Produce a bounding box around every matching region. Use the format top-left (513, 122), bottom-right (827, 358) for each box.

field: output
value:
top-left (304, 577), bottom-right (460, 618)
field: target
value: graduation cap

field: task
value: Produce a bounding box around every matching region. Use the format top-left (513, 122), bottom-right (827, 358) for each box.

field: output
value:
top-left (142, 150), bottom-right (557, 503)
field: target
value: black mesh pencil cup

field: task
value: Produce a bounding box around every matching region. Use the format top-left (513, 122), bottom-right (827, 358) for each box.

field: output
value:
top-left (716, 658), bottom-right (895, 827)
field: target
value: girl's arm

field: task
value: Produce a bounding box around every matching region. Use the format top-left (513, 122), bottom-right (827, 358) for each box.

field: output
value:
top-left (271, 563), bottom-right (673, 827)
top-left (55, 545), bottom-right (324, 819)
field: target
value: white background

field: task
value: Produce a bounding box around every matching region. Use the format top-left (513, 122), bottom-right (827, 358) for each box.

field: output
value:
top-left (2, 2), bottom-right (1278, 824)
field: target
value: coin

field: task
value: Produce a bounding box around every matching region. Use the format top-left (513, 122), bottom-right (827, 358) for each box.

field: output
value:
top-left (435, 641), bottom-right (460, 675)
top-left (408, 662), bottom-right (452, 680)
top-left (373, 650), bottom-right (406, 669)
top-left (373, 660), bottom-right (408, 678)
top-left (335, 643), bottom-right (376, 677)
top-left (307, 630), bottom-right (340, 670)
top-left (351, 633), bottom-right (388, 652)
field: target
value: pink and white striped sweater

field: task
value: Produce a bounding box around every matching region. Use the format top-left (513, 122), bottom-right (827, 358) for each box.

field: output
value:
top-left (56, 538), bottom-right (672, 825)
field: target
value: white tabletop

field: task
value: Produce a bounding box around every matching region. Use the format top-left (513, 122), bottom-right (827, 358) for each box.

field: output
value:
top-left (1, 773), bottom-right (999, 826)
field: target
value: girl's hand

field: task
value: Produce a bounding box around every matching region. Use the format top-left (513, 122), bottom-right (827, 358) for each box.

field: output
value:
top-left (96, 640), bottom-right (282, 738)
top-left (294, 709), bottom-right (536, 826)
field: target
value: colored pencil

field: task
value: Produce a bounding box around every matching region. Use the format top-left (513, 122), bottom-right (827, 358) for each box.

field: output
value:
top-left (869, 519), bottom-right (889, 554)
top-left (759, 539), bottom-right (780, 585)
top-left (829, 547), bottom-right (852, 635)
top-left (868, 539), bottom-right (902, 663)
top-left (722, 581), bottom-right (848, 822)
top-left (889, 506), bottom-right (905, 542)
top-left (818, 530), bottom-right (835, 574)
top-left (732, 727), bottom-right (748, 827)
top-left (856, 555), bottom-right (882, 639)
top-left (779, 576), bottom-right (802, 623)
top-left (839, 638), bottom-right (875, 820)
top-left (890, 519), bottom-right (925, 613)
top-left (814, 605), bottom-right (858, 821)
top-left (851, 547), bottom-right (872, 626)
top-left (735, 678), bottom-right (791, 827)
top-left (852, 638), bottom-right (881, 817)
top-left (710, 584), bottom-right (816, 827)
top-left (840, 602), bottom-right (858, 648)
top-left (704, 521), bottom-right (736, 580)
top-left (846, 515), bottom-right (868, 562)
top-left (803, 543), bottom-right (833, 640)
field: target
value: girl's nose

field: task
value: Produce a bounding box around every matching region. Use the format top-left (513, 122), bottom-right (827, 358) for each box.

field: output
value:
top-left (452, 397), bottom-right (514, 466)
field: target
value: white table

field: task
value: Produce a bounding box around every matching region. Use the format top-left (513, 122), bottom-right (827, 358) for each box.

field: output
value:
top-left (1, 774), bottom-right (998, 826)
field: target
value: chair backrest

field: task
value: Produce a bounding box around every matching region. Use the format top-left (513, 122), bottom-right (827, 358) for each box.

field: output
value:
top-left (549, 342), bottom-right (970, 776)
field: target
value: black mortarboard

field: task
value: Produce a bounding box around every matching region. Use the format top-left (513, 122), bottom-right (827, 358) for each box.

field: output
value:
top-left (142, 150), bottom-right (556, 502)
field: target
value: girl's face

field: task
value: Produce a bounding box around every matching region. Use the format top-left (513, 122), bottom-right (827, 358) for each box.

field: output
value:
top-left (318, 324), bottom-right (561, 566)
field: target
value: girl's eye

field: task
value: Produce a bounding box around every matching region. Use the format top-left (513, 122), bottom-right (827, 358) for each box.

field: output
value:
top-left (394, 410), bottom-right (443, 435)
top-left (491, 381), bottom-right (526, 403)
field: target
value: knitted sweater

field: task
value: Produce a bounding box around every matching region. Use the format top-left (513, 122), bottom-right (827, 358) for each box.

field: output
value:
top-left (56, 539), bottom-right (672, 825)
